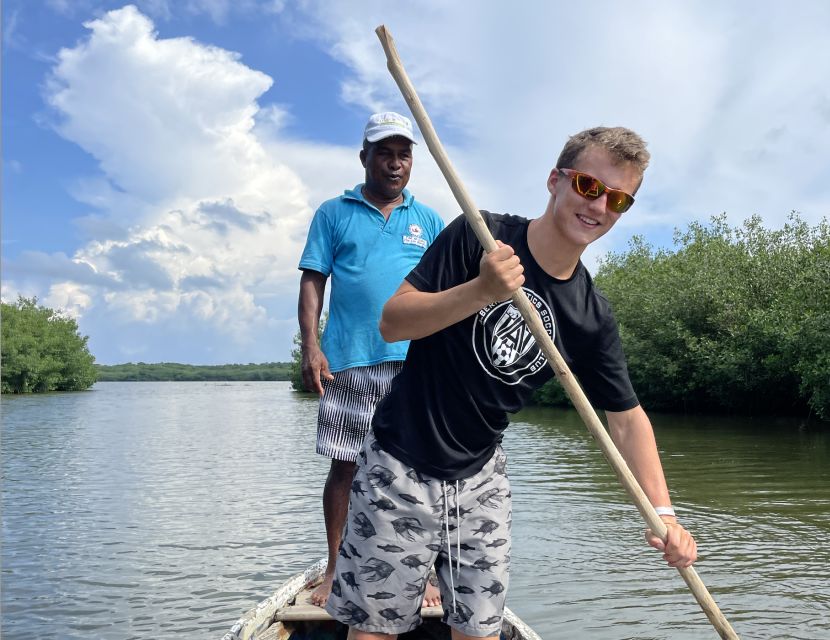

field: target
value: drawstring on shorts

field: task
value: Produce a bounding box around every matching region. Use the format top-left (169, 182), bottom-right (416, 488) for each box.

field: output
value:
top-left (441, 480), bottom-right (462, 613)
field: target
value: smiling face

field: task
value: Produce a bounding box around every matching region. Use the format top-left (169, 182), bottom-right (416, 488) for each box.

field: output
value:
top-left (547, 146), bottom-right (642, 251)
top-left (360, 136), bottom-right (413, 204)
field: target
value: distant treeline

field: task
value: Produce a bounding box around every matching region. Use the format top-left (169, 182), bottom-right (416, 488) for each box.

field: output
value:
top-left (534, 213), bottom-right (830, 422)
top-left (97, 362), bottom-right (292, 382)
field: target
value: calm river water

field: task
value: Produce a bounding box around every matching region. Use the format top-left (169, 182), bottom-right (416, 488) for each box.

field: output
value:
top-left (2, 382), bottom-right (828, 639)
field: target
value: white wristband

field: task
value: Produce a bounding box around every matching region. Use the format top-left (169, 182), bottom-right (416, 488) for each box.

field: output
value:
top-left (654, 506), bottom-right (676, 517)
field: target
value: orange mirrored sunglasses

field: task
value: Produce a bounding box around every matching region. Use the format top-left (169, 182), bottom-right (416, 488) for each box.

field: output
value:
top-left (558, 168), bottom-right (635, 214)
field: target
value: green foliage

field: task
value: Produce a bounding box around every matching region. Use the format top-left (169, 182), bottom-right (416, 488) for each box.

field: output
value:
top-left (1, 296), bottom-right (98, 393)
top-left (95, 362), bottom-right (292, 381)
top-left (290, 312), bottom-right (327, 392)
top-left (531, 373), bottom-right (570, 407)
top-left (584, 213), bottom-right (830, 420)
top-left (289, 330), bottom-right (306, 392)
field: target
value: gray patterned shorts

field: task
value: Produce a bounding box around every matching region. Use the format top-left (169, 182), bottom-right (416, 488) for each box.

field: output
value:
top-left (316, 362), bottom-right (403, 462)
top-left (325, 430), bottom-right (512, 637)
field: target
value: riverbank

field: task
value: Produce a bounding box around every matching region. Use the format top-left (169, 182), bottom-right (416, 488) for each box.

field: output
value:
top-left (95, 361), bottom-right (292, 381)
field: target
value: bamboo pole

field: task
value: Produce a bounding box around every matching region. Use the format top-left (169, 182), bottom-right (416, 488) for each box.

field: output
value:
top-left (375, 24), bottom-right (739, 640)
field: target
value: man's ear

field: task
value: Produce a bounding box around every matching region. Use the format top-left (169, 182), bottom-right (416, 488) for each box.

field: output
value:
top-left (359, 149), bottom-right (367, 168)
top-left (547, 168), bottom-right (559, 195)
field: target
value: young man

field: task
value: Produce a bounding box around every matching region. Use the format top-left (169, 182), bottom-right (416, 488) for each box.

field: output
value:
top-left (297, 112), bottom-right (445, 607)
top-left (325, 127), bottom-right (698, 639)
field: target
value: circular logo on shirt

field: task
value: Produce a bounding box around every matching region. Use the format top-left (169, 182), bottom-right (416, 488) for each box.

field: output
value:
top-left (471, 287), bottom-right (554, 385)
top-left (408, 223), bottom-right (422, 236)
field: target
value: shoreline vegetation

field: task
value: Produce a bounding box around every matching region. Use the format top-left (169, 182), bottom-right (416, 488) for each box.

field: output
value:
top-left (96, 362), bottom-right (292, 382)
top-left (1, 297), bottom-right (97, 393)
top-left (535, 213), bottom-right (829, 422)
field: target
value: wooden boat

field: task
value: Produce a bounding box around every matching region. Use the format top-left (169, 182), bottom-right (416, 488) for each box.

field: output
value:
top-left (222, 558), bottom-right (541, 640)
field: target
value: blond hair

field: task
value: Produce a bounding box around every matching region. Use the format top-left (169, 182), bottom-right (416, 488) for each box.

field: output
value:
top-left (556, 127), bottom-right (650, 175)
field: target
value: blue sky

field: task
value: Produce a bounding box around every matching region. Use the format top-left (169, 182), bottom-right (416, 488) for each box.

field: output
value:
top-left (3, 1), bottom-right (829, 365)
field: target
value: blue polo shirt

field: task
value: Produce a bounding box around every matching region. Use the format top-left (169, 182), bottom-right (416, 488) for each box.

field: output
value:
top-left (298, 184), bottom-right (444, 372)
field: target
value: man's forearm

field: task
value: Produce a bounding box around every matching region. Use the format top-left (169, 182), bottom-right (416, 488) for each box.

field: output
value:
top-left (607, 406), bottom-right (673, 513)
top-left (299, 305), bottom-right (321, 346)
top-left (298, 271), bottom-right (327, 346)
top-left (380, 243), bottom-right (525, 342)
top-left (379, 280), bottom-right (492, 342)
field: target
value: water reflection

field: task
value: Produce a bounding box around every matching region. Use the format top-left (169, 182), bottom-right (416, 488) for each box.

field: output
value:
top-left (505, 405), bottom-right (829, 639)
top-left (2, 383), bottom-right (828, 639)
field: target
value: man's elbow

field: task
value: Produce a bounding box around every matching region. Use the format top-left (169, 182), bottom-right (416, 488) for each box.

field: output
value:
top-left (379, 315), bottom-right (402, 343)
top-left (379, 285), bottom-right (420, 342)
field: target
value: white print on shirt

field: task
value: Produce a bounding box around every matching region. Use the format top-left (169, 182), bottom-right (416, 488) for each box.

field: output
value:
top-left (402, 224), bottom-right (427, 248)
top-left (471, 287), bottom-right (554, 385)
top-left (402, 235), bottom-right (427, 248)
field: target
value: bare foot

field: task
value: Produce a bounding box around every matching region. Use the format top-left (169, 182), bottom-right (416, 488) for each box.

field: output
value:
top-left (422, 580), bottom-right (442, 609)
top-left (310, 573), bottom-right (334, 607)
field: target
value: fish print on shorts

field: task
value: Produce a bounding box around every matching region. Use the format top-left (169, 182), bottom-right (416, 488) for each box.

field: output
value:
top-left (352, 479), bottom-right (366, 496)
top-left (359, 558), bottom-right (395, 582)
top-left (366, 464), bottom-right (395, 488)
top-left (472, 519), bottom-right (499, 537)
top-left (391, 516), bottom-right (427, 542)
top-left (352, 512), bottom-right (377, 539)
top-left (326, 433), bottom-right (510, 637)
top-left (336, 601), bottom-right (369, 625)
top-left (370, 497), bottom-right (397, 511)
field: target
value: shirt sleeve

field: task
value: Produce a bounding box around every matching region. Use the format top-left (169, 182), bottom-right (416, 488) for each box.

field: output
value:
top-left (298, 207), bottom-right (334, 276)
top-left (572, 309), bottom-right (639, 412)
top-left (406, 212), bottom-right (482, 293)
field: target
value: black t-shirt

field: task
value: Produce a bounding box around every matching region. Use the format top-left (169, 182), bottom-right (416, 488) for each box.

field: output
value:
top-left (372, 212), bottom-right (638, 481)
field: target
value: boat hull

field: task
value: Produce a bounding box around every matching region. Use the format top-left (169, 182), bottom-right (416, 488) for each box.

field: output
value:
top-left (223, 559), bottom-right (540, 640)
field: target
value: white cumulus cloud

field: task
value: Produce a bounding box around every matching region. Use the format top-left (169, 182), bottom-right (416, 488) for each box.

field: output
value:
top-left (32, 5), bottom-right (316, 362)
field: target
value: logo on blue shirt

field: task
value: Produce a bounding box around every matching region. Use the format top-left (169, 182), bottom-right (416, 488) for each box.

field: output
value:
top-left (402, 223), bottom-right (427, 249)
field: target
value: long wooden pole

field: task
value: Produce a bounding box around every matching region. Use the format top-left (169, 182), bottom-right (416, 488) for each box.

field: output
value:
top-left (375, 24), bottom-right (739, 640)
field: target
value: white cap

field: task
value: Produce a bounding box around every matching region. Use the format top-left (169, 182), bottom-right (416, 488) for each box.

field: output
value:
top-left (363, 111), bottom-right (417, 144)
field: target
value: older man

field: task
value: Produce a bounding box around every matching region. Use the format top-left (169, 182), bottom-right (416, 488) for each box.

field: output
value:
top-left (297, 112), bottom-right (444, 606)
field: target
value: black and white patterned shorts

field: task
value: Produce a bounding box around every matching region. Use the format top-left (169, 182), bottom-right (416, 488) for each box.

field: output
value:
top-left (316, 362), bottom-right (403, 462)
top-left (325, 430), bottom-right (512, 637)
